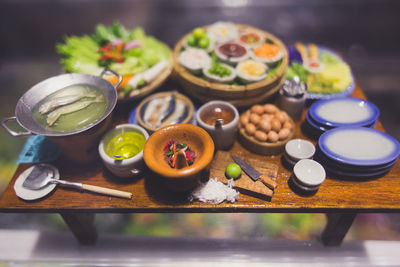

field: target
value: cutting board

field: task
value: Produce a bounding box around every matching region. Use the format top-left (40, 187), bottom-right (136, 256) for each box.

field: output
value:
top-left (209, 151), bottom-right (279, 199)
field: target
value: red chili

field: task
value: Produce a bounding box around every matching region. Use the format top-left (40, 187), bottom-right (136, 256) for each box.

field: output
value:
top-left (185, 151), bottom-right (192, 162)
top-left (99, 54), bottom-right (114, 61)
top-left (163, 140), bottom-right (172, 151)
top-left (98, 43), bottom-right (111, 53)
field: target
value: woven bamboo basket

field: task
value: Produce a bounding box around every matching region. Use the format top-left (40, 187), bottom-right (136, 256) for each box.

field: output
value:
top-left (173, 24), bottom-right (288, 107)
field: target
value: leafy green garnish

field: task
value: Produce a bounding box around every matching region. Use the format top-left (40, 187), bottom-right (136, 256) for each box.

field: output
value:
top-left (286, 62), bottom-right (309, 83)
top-left (55, 22), bottom-right (171, 79)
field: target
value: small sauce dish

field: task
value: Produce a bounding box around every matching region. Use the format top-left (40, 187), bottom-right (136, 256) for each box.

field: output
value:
top-left (293, 159), bottom-right (326, 188)
top-left (196, 100), bottom-right (239, 150)
top-left (99, 124), bottom-right (149, 178)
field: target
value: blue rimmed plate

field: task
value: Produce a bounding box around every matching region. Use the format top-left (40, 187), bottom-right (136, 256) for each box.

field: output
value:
top-left (318, 127), bottom-right (400, 166)
top-left (305, 111), bottom-right (329, 134)
top-left (322, 162), bottom-right (392, 179)
top-left (314, 146), bottom-right (397, 172)
top-left (309, 97), bottom-right (380, 128)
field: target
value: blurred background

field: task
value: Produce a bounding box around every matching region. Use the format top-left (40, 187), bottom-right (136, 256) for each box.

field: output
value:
top-left (1, 0), bottom-right (400, 257)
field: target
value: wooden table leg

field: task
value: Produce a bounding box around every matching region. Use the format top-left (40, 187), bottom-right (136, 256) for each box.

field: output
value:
top-left (321, 213), bottom-right (357, 246)
top-left (60, 213), bottom-right (98, 245)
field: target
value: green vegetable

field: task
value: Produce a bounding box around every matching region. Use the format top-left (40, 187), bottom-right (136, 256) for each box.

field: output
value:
top-left (226, 163), bottom-right (242, 179)
top-left (109, 57), bottom-right (147, 76)
top-left (286, 62), bottom-right (309, 83)
top-left (320, 52), bottom-right (340, 66)
top-left (137, 79), bottom-right (146, 88)
top-left (193, 27), bottom-right (205, 39)
top-left (55, 22), bottom-right (171, 89)
top-left (187, 35), bottom-right (197, 47)
top-left (208, 63), bottom-right (231, 77)
top-left (198, 36), bottom-right (210, 49)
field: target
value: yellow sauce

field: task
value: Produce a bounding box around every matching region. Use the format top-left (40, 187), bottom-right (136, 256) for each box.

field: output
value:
top-left (106, 132), bottom-right (146, 160)
top-left (240, 61), bottom-right (265, 77)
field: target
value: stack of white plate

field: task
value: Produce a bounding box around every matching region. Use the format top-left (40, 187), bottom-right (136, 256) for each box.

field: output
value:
top-left (305, 97), bottom-right (380, 136)
top-left (315, 127), bottom-right (400, 178)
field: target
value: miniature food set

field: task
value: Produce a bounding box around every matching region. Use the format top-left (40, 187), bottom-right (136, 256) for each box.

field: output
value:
top-left (7, 22), bottom-right (400, 206)
top-left (173, 22), bottom-right (288, 107)
top-left (56, 22), bottom-right (172, 101)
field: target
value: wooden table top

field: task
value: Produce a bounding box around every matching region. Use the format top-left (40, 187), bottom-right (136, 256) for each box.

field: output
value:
top-left (1, 85), bottom-right (399, 213)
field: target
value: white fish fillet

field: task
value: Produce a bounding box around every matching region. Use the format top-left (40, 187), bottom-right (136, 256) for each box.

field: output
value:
top-left (39, 92), bottom-right (97, 114)
top-left (46, 96), bottom-right (104, 126)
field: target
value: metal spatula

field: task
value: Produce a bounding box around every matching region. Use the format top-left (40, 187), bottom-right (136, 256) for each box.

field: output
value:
top-left (23, 164), bottom-right (132, 199)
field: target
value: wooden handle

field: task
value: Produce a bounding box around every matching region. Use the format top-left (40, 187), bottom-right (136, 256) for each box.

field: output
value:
top-left (259, 175), bottom-right (277, 190)
top-left (82, 184), bottom-right (132, 199)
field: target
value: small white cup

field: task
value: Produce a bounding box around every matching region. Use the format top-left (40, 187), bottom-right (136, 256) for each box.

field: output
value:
top-left (99, 124), bottom-right (149, 178)
top-left (293, 159), bottom-right (326, 188)
top-left (196, 100), bottom-right (239, 150)
top-left (285, 139), bottom-right (316, 162)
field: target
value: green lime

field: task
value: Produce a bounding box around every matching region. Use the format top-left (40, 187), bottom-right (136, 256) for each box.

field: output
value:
top-left (198, 36), bottom-right (210, 49)
top-left (226, 163), bottom-right (242, 179)
top-left (193, 27), bottom-right (205, 39)
top-left (187, 35), bottom-right (197, 47)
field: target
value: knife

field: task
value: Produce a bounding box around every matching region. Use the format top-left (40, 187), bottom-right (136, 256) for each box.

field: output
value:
top-left (231, 155), bottom-right (277, 190)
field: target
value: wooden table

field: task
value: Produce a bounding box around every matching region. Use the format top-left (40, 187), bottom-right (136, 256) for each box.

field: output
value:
top-left (1, 85), bottom-right (399, 246)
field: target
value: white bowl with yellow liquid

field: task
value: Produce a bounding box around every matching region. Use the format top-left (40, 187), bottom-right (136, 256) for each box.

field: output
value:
top-left (99, 124), bottom-right (149, 178)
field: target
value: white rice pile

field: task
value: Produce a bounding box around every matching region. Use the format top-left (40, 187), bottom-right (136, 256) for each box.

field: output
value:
top-left (189, 178), bottom-right (239, 204)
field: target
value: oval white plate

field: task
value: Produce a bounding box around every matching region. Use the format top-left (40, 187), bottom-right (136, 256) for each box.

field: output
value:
top-left (318, 127), bottom-right (400, 166)
top-left (14, 164), bottom-right (60, 201)
top-left (309, 97), bottom-right (380, 127)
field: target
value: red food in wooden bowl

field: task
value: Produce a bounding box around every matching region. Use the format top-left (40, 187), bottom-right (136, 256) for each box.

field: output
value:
top-left (143, 123), bottom-right (215, 191)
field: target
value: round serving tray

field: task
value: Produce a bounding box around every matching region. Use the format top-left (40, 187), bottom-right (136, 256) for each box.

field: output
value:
top-left (173, 24), bottom-right (288, 107)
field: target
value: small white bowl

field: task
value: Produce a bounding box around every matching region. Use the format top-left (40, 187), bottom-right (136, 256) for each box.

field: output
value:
top-left (202, 63), bottom-right (237, 84)
top-left (283, 153), bottom-right (298, 168)
top-left (99, 124), bottom-right (149, 178)
top-left (285, 139), bottom-right (316, 162)
top-left (236, 59), bottom-right (268, 84)
top-left (178, 48), bottom-right (212, 75)
top-left (250, 48), bottom-right (284, 65)
top-left (293, 159), bottom-right (326, 187)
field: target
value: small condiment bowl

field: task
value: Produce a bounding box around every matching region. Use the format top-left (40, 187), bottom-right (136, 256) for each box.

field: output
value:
top-left (293, 159), bottom-right (326, 188)
top-left (98, 124), bottom-right (149, 178)
top-left (143, 123), bottom-right (215, 191)
top-left (285, 139), bottom-right (316, 162)
top-left (196, 100), bottom-right (239, 150)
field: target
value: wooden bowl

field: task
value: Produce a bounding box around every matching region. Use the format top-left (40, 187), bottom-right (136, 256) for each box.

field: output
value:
top-left (238, 111), bottom-right (296, 156)
top-left (173, 24), bottom-right (288, 108)
top-left (143, 124), bottom-right (215, 191)
top-left (136, 91), bottom-right (195, 133)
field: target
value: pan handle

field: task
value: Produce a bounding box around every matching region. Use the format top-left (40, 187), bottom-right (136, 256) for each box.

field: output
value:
top-left (1, 116), bottom-right (33, 137)
top-left (100, 68), bottom-right (122, 89)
